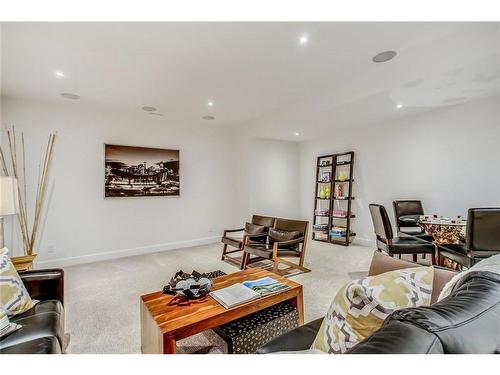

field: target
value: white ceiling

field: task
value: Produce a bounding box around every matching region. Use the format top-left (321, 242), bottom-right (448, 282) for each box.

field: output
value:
top-left (2, 22), bottom-right (499, 140)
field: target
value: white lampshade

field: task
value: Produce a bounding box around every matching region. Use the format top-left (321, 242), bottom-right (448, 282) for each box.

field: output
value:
top-left (0, 177), bottom-right (19, 216)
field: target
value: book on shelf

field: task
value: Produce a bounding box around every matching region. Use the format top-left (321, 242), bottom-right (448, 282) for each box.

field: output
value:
top-left (315, 210), bottom-right (330, 216)
top-left (313, 224), bottom-right (329, 231)
top-left (320, 172), bottom-right (331, 182)
top-left (209, 277), bottom-right (289, 309)
top-left (332, 209), bottom-right (348, 217)
top-left (330, 226), bottom-right (347, 237)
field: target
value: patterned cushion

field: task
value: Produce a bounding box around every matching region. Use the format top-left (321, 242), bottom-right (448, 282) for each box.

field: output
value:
top-left (311, 266), bottom-right (434, 353)
top-left (0, 247), bottom-right (36, 317)
top-left (245, 222), bottom-right (267, 235)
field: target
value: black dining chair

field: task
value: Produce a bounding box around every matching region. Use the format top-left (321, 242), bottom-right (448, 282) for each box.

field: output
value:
top-left (393, 200), bottom-right (434, 242)
top-left (369, 204), bottom-right (436, 264)
top-left (438, 208), bottom-right (500, 269)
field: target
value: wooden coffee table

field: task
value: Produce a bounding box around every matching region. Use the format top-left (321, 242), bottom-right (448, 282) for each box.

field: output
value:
top-left (140, 267), bottom-right (304, 354)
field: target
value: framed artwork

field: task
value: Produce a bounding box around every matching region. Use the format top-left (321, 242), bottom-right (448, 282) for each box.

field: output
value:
top-left (105, 144), bottom-right (180, 197)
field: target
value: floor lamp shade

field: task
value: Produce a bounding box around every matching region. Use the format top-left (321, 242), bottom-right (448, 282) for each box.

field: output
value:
top-left (0, 177), bottom-right (19, 216)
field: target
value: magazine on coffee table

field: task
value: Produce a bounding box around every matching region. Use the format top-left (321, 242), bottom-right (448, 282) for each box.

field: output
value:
top-left (209, 277), bottom-right (289, 309)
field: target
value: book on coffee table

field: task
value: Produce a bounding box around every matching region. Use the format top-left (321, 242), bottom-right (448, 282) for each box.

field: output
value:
top-left (209, 277), bottom-right (289, 309)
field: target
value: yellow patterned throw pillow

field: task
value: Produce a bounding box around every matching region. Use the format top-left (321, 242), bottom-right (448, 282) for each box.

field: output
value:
top-left (311, 266), bottom-right (434, 353)
top-left (0, 247), bottom-right (36, 317)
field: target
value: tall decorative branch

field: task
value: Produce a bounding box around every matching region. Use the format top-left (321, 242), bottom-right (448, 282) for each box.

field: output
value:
top-left (0, 126), bottom-right (56, 256)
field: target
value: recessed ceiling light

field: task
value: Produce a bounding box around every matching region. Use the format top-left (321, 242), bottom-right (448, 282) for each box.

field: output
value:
top-left (60, 93), bottom-right (80, 100)
top-left (299, 35), bottom-right (309, 45)
top-left (55, 71), bottom-right (64, 77)
top-left (141, 106), bottom-right (157, 112)
top-left (372, 51), bottom-right (397, 63)
top-left (202, 115), bottom-right (215, 120)
top-left (396, 103), bottom-right (403, 109)
top-left (207, 101), bottom-right (214, 107)
top-left (295, 132), bottom-right (300, 136)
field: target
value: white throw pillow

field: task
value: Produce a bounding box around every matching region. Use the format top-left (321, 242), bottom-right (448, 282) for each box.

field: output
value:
top-left (438, 253), bottom-right (500, 301)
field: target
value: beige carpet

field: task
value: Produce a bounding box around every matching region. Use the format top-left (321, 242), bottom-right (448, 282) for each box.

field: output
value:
top-left (64, 240), bottom-right (374, 353)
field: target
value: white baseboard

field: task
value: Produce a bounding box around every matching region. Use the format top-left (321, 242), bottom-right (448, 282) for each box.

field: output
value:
top-left (36, 236), bottom-right (221, 268)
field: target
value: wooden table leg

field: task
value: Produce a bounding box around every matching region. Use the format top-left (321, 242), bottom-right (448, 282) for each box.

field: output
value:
top-left (163, 335), bottom-right (177, 354)
top-left (294, 287), bottom-right (304, 326)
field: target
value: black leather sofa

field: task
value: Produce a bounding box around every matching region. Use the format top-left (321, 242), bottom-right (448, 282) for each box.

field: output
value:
top-left (257, 270), bottom-right (500, 354)
top-left (0, 269), bottom-right (66, 354)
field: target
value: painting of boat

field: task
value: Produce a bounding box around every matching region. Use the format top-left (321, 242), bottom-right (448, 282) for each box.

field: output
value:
top-left (105, 144), bottom-right (180, 197)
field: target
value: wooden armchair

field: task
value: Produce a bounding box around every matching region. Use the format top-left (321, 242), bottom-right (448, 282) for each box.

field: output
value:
top-left (221, 215), bottom-right (275, 267)
top-left (241, 218), bottom-right (310, 275)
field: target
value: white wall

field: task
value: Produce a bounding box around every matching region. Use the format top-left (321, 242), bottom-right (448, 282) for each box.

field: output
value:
top-left (246, 138), bottom-right (300, 219)
top-left (299, 95), bottom-right (500, 245)
top-left (1, 97), bottom-right (302, 267)
top-left (1, 97), bottom-right (252, 266)
top-left (4, 94), bottom-right (497, 265)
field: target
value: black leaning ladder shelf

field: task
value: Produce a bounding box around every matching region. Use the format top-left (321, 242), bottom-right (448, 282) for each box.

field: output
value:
top-left (312, 151), bottom-right (355, 246)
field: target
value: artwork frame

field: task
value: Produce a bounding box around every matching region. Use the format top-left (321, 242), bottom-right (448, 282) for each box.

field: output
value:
top-left (104, 144), bottom-right (180, 198)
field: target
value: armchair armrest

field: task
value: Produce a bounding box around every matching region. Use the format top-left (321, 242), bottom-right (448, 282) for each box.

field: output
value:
top-left (274, 237), bottom-right (305, 247)
top-left (19, 269), bottom-right (64, 305)
top-left (257, 318), bottom-right (324, 353)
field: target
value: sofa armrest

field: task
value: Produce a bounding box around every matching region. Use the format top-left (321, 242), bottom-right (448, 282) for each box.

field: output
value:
top-left (368, 250), bottom-right (457, 304)
top-left (256, 318), bottom-right (324, 354)
top-left (19, 269), bottom-right (64, 305)
top-left (368, 250), bottom-right (417, 276)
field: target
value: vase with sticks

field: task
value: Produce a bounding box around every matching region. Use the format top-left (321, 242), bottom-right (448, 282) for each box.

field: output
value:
top-left (0, 126), bottom-right (56, 270)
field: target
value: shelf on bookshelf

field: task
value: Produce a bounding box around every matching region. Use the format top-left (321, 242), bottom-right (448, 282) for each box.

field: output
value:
top-left (333, 196), bottom-right (355, 200)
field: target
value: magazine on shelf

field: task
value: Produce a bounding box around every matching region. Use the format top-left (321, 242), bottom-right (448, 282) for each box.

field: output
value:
top-left (209, 277), bottom-right (289, 309)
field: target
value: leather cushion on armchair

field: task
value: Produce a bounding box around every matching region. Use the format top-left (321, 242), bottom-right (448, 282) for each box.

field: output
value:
top-left (0, 300), bottom-right (64, 352)
top-left (0, 336), bottom-right (62, 354)
top-left (269, 228), bottom-right (301, 242)
top-left (245, 222), bottom-right (267, 235)
top-left (268, 228), bottom-right (301, 250)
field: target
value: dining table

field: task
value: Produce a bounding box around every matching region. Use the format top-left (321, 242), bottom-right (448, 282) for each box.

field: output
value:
top-left (417, 215), bottom-right (466, 245)
top-left (417, 215), bottom-right (467, 269)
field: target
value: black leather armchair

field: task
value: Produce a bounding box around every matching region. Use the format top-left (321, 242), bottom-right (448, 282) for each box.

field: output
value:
top-left (369, 204), bottom-right (436, 264)
top-left (392, 200), bottom-right (434, 242)
top-left (0, 269), bottom-right (67, 354)
top-left (258, 271), bottom-right (500, 354)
